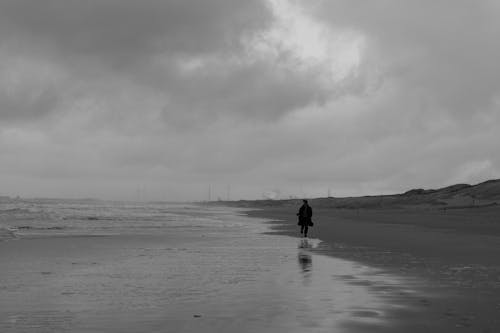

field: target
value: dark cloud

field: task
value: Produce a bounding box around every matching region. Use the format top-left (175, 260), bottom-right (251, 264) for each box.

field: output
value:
top-left (0, 83), bottom-right (60, 122)
top-left (164, 62), bottom-right (329, 121)
top-left (0, 0), bottom-right (270, 57)
top-left (0, 0), bottom-right (325, 125)
top-left (1, 0), bottom-right (499, 200)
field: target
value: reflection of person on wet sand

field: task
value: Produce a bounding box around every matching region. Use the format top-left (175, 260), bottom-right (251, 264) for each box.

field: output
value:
top-left (298, 239), bottom-right (312, 285)
top-left (298, 250), bottom-right (312, 272)
top-left (297, 199), bottom-right (313, 237)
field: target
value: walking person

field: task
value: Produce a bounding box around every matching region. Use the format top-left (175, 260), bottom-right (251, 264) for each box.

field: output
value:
top-left (297, 199), bottom-right (313, 237)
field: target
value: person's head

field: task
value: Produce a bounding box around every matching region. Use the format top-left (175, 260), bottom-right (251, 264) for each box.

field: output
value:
top-left (302, 199), bottom-right (308, 204)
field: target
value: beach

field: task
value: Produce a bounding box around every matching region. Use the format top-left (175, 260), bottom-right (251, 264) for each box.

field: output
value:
top-left (243, 202), bottom-right (500, 332)
top-left (0, 200), bottom-right (436, 332)
top-left (2, 197), bottom-right (500, 332)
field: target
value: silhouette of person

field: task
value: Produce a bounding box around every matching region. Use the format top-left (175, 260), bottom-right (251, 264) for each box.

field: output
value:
top-left (297, 199), bottom-right (313, 237)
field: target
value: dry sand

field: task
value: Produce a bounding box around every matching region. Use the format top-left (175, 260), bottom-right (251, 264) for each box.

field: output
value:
top-left (244, 204), bottom-right (500, 332)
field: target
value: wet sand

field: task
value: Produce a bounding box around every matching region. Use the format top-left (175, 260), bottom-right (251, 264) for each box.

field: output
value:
top-left (0, 234), bottom-right (427, 333)
top-left (0, 208), bottom-right (429, 333)
top-left (245, 205), bottom-right (500, 332)
top-left (3, 203), bottom-right (500, 332)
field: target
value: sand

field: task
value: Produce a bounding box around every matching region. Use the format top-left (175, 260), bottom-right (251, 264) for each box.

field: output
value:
top-left (244, 204), bottom-right (500, 332)
top-left (2, 200), bottom-right (500, 332)
top-left (0, 208), bottom-right (430, 333)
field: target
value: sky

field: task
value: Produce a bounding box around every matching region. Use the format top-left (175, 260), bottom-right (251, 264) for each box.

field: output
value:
top-left (1, 0), bottom-right (499, 201)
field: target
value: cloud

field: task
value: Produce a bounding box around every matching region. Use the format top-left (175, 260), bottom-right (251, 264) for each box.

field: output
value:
top-left (0, 50), bottom-right (66, 122)
top-left (1, 0), bottom-right (500, 200)
top-left (0, 0), bottom-right (269, 56)
top-left (316, 0), bottom-right (500, 115)
top-left (0, 0), bottom-right (349, 125)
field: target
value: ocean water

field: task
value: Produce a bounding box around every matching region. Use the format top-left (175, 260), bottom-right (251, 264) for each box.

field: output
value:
top-left (0, 200), bottom-right (419, 332)
top-left (0, 199), bottom-right (250, 237)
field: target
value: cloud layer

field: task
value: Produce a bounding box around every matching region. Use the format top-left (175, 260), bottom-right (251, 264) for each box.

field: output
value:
top-left (1, 0), bottom-right (499, 200)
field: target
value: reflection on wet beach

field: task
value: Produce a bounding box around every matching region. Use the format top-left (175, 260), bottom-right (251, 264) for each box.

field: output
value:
top-left (297, 238), bottom-right (312, 281)
top-left (298, 239), bottom-right (313, 287)
top-left (297, 250), bottom-right (312, 272)
top-left (0, 202), bottom-right (420, 333)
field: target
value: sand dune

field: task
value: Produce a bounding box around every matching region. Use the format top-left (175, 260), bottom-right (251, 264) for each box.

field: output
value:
top-left (222, 179), bottom-right (500, 210)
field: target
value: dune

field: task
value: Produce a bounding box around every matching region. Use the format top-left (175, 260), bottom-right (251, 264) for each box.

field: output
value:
top-left (220, 179), bottom-right (500, 210)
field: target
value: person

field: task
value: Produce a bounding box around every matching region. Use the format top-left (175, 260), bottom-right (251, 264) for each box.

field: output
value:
top-left (297, 199), bottom-right (313, 237)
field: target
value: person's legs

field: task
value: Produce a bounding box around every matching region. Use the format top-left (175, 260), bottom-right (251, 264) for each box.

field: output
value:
top-left (300, 225), bottom-right (304, 234)
top-left (303, 224), bottom-right (308, 237)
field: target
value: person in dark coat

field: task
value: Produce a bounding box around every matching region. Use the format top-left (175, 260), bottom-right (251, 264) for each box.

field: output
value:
top-left (297, 199), bottom-right (313, 237)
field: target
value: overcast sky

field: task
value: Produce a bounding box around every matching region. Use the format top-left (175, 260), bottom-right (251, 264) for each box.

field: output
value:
top-left (1, 0), bottom-right (499, 201)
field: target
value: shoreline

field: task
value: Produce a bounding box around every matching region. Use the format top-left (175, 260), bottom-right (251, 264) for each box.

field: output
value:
top-left (3, 200), bottom-right (500, 332)
top-left (2, 205), bottom-right (434, 333)
top-left (0, 227), bottom-right (16, 242)
top-left (241, 204), bottom-right (500, 332)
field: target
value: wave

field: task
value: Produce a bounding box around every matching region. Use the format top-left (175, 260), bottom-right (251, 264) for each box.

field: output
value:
top-left (62, 215), bottom-right (128, 221)
top-left (14, 226), bottom-right (65, 230)
top-left (0, 207), bottom-right (32, 214)
top-left (0, 227), bottom-right (17, 241)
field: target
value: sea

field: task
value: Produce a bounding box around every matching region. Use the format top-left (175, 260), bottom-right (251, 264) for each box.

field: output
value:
top-left (0, 199), bottom-right (418, 332)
